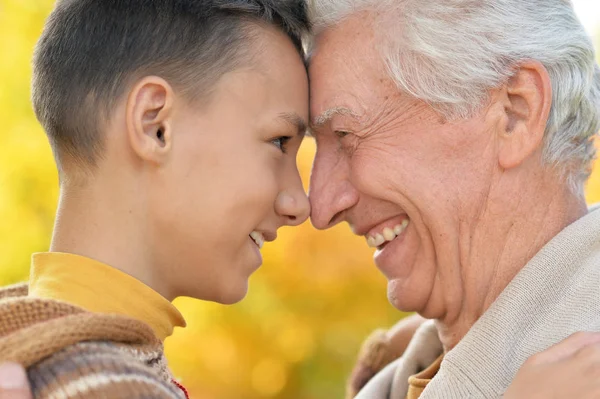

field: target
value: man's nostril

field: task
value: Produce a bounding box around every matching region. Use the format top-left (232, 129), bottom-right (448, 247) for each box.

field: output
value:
top-left (328, 211), bottom-right (344, 227)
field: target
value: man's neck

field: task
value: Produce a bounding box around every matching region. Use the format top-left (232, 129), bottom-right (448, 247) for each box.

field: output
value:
top-left (436, 173), bottom-right (588, 351)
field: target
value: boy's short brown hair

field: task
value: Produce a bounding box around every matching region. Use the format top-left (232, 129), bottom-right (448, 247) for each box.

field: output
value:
top-left (32, 0), bottom-right (310, 171)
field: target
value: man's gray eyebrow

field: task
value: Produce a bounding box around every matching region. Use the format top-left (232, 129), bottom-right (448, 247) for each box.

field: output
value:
top-left (279, 112), bottom-right (307, 135)
top-left (312, 107), bottom-right (359, 127)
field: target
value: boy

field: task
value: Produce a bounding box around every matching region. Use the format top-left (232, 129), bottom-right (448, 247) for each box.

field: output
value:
top-left (0, 0), bottom-right (311, 397)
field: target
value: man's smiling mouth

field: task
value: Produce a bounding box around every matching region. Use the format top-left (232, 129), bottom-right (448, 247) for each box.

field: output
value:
top-left (366, 219), bottom-right (410, 249)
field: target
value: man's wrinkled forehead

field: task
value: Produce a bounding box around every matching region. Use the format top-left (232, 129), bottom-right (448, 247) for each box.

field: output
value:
top-left (307, 57), bottom-right (368, 133)
top-left (307, 18), bottom-right (387, 117)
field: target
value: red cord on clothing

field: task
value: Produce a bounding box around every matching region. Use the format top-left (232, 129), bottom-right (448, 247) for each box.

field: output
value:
top-left (172, 379), bottom-right (190, 399)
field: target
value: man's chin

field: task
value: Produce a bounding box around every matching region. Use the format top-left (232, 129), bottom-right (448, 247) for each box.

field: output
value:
top-left (387, 278), bottom-right (431, 313)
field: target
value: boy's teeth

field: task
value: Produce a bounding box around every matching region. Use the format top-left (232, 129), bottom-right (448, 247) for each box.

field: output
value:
top-left (250, 231), bottom-right (264, 249)
top-left (366, 220), bottom-right (410, 248)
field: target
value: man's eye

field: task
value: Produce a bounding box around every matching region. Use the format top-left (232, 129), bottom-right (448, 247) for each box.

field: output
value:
top-left (335, 130), bottom-right (350, 139)
top-left (271, 136), bottom-right (291, 153)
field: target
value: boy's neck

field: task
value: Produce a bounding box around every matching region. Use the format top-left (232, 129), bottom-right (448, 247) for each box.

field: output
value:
top-left (50, 180), bottom-right (173, 300)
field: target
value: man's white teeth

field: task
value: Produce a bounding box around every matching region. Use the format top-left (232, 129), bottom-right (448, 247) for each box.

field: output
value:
top-left (383, 227), bottom-right (395, 241)
top-left (250, 231), bottom-right (265, 249)
top-left (366, 220), bottom-right (410, 248)
top-left (393, 226), bottom-right (402, 235)
top-left (374, 233), bottom-right (385, 247)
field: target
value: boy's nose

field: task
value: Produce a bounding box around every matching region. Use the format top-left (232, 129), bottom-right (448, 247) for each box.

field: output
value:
top-left (275, 189), bottom-right (310, 226)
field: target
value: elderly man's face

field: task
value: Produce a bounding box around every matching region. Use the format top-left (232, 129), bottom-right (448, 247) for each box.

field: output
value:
top-left (308, 14), bottom-right (504, 318)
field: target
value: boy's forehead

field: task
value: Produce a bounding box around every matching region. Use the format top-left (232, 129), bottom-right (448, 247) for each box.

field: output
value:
top-left (278, 112), bottom-right (308, 135)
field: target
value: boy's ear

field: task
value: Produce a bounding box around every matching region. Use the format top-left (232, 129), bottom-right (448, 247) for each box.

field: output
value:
top-left (126, 76), bottom-right (174, 165)
top-left (496, 60), bottom-right (552, 170)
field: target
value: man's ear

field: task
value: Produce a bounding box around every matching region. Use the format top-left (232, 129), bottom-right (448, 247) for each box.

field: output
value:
top-left (497, 60), bottom-right (552, 170)
top-left (126, 76), bottom-right (175, 165)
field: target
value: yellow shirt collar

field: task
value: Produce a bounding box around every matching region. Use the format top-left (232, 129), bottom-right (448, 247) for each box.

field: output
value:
top-left (28, 252), bottom-right (186, 341)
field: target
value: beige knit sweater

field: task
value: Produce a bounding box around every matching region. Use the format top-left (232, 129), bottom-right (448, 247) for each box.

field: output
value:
top-left (0, 284), bottom-right (186, 398)
top-left (357, 205), bottom-right (600, 399)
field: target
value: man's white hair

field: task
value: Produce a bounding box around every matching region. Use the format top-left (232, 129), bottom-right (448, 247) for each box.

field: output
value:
top-left (309, 0), bottom-right (600, 192)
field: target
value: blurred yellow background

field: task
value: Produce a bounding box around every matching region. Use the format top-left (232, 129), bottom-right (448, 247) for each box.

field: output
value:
top-left (0, 2), bottom-right (599, 399)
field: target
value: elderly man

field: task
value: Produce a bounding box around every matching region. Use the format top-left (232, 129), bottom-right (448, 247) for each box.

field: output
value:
top-left (307, 0), bottom-right (600, 398)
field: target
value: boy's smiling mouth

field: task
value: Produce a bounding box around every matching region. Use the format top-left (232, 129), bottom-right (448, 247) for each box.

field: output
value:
top-left (250, 231), bottom-right (265, 249)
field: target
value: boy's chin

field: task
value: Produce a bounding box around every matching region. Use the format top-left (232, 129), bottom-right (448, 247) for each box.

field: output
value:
top-left (212, 280), bottom-right (250, 305)
top-left (179, 273), bottom-right (251, 304)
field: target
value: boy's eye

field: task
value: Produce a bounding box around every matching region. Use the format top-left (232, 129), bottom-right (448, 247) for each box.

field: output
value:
top-left (271, 136), bottom-right (291, 153)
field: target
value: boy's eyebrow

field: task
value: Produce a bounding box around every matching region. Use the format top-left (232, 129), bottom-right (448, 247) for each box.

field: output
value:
top-left (279, 112), bottom-right (307, 135)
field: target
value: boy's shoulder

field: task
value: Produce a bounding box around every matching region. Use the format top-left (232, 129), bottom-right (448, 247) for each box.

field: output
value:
top-left (0, 282), bottom-right (28, 300)
top-left (0, 283), bottom-right (186, 398)
top-left (27, 340), bottom-right (186, 398)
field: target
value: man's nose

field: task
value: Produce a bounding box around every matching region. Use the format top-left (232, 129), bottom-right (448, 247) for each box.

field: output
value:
top-left (308, 150), bottom-right (358, 230)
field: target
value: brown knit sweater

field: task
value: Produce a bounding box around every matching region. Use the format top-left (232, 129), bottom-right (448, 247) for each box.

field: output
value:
top-left (0, 283), bottom-right (187, 398)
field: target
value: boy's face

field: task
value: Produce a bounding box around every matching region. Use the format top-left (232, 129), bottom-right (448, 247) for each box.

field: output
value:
top-left (150, 28), bottom-right (310, 303)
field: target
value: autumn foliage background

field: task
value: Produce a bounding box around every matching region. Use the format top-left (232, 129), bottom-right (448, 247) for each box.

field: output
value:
top-left (1, 2), bottom-right (599, 399)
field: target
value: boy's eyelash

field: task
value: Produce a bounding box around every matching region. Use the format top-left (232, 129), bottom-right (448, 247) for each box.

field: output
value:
top-left (272, 136), bottom-right (292, 153)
